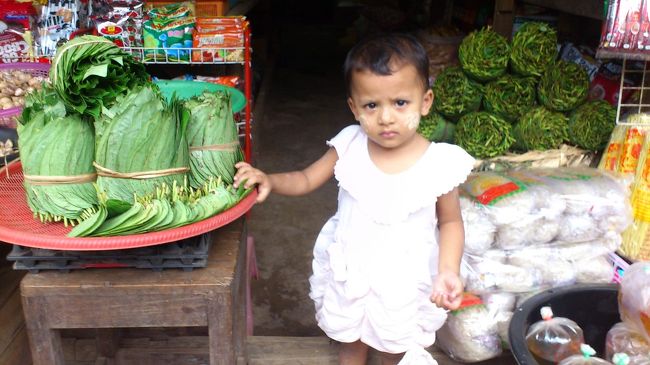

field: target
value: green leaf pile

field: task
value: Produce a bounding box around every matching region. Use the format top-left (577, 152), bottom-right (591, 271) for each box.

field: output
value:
top-left (185, 91), bottom-right (244, 188)
top-left (510, 22), bottom-right (558, 77)
top-left (483, 75), bottom-right (537, 123)
top-left (17, 86), bottom-right (97, 224)
top-left (417, 111), bottom-right (455, 143)
top-left (432, 67), bottom-right (483, 120)
top-left (50, 35), bottom-right (149, 118)
top-left (568, 100), bottom-right (616, 151)
top-left (513, 106), bottom-right (568, 151)
top-left (94, 84), bottom-right (190, 203)
top-left (459, 27), bottom-right (510, 82)
top-left (538, 60), bottom-right (589, 112)
top-left (455, 111), bottom-right (514, 158)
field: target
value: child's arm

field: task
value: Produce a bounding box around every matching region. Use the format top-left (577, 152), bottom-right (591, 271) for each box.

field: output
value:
top-left (233, 148), bottom-right (338, 203)
top-left (431, 187), bottom-right (465, 310)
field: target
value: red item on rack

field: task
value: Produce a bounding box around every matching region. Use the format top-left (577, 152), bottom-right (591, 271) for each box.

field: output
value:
top-left (0, 1), bottom-right (36, 31)
top-left (0, 30), bottom-right (30, 63)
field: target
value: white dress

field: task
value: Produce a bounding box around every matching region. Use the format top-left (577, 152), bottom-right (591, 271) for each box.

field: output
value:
top-left (308, 125), bottom-right (475, 364)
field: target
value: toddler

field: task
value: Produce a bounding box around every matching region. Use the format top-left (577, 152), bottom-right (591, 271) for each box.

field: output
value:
top-left (234, 33), bottom-right (475, 365)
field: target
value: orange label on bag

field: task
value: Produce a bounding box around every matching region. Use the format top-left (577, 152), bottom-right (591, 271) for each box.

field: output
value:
top-left (620, 128), bottom-right (646, 174)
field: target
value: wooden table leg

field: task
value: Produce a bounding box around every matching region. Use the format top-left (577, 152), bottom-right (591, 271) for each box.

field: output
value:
top-left (21, 296), bottom-right (65, 365)
top-left (208, 294), bottom-right (234, 365)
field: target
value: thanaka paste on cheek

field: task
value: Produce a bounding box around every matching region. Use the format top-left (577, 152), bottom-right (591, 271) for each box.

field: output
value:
top-left (404, 111), bottom-right (420, 130)
top-left (357, 114), bottom-right (372, 133)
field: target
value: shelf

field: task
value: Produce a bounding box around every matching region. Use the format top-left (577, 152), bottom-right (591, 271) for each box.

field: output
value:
top-left (120, 46), bottom-right (247, 65)
top-left (520, 0), bottom-right (603, 20)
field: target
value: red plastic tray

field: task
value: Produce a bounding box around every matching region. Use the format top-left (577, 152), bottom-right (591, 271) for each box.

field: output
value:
top-left (0, 161), bottom-right (257, 251)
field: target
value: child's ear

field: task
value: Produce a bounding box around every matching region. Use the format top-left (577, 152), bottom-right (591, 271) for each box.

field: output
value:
top-left (347, 97), bottom-right (359, 120)
top-left (421, 88), bottom-right (434, 116)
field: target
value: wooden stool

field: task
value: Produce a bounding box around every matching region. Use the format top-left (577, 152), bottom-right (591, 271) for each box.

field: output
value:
top-left (20, 218), bottom-right (248, 365)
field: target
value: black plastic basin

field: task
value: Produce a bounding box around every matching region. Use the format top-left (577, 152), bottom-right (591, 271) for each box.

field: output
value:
top-left (508, 284), bottom-right (620, 365)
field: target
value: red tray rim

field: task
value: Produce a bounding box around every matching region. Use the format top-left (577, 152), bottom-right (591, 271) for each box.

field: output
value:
top-left (0, 161), bottom-right (257, 251)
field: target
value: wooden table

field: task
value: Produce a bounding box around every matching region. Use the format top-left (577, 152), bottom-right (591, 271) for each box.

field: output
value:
top-left (20, 218), bottom-right (248, 365)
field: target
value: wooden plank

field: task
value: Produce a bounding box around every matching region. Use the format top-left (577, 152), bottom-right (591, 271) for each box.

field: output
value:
top-left (493, 0), bottom-right (515, 39)
top-left (520, 0), bottom-right (603, 20)
top-left (0, 324), bottom-right (32, 365)
top-left (41, 295), bottom-right (208, 328)
top-left (0, 285), bottom-right (24, 354)
top-left (21, 295), bottom-right (65, 365)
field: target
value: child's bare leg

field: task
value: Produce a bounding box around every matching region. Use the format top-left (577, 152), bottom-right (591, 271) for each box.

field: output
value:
top-left (379, 351), bottom-right (405, 365)
top-left (339, 340), bottom-right (368, 365)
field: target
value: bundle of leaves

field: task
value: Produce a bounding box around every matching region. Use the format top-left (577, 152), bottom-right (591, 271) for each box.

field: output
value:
top-left (568, 100), bottom-right (616, 151)
top-left (455, 111), bottom-right (514, 158)
top-left (417, 111), bottom-right (455, 143)
top-left (432, 67), bottom-right (483, 120)
top-left (510, 22), bottom-right (558, 77)
top-left (185, 91), bottom-right (244, 188)
top-left (50, 35), bottom-right (149, 118)
top-left (17, 86), bottom-right (97, 225)
top-left (513, 106), bottom-right (568, 151)
top-left (483, 75), bottom-right (537, 123)
top-left (538, 60), bottom-right (589, 112)
top-left (458, 27), bottom-right (510, 82)
top-left (94, 84), bottom-right (190, 203)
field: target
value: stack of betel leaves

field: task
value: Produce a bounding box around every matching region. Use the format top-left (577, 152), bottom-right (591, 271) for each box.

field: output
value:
top-left (15, 35), bottom-right (250, 237)
top-left (422, 23), bottom-right (616, 159)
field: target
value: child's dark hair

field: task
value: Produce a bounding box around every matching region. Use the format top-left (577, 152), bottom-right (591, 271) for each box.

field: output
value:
top-left (343, 33), bottom-right (430, 96)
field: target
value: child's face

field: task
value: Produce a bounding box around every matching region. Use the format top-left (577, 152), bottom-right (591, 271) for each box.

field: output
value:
top-left (347, 64), bottom-right (433, 149)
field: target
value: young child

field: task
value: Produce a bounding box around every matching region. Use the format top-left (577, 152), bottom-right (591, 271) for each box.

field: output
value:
top-left (233, 33), bottom-right (475, 365)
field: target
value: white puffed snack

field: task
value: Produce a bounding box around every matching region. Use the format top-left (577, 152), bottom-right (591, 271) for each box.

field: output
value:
top-left (575, 255), bottom-right (614, 284)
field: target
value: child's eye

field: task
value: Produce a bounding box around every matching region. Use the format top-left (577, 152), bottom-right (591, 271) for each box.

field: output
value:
top-left (396, 100), bottom-right (408, 107)
top-left (364, 103), bottom-right (377, 110)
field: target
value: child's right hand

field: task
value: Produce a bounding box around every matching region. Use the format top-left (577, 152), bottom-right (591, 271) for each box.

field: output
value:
top-left (234, 162), bottom-right (272, 203)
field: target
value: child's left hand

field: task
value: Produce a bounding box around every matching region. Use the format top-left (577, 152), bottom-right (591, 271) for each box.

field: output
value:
top-left (431, 271), bottom-right (463, 310)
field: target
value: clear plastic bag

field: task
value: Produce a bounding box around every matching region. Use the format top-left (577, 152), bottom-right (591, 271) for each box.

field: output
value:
top-left (619, 263), bottom-right (650, 345)
top-left (435, 294), bottom-right (502, 362)
top-left (605, 322), bottom-right (650, 361)
top-left (559, 344), bottom-right (613, 365)
top-left (526, 307), bottom-right (585, 362)
top-left (460, 196), bottom-right (496, 255)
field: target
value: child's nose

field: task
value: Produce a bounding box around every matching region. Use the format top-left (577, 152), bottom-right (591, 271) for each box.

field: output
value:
top-left (379, 108), bottom-right (395, 125)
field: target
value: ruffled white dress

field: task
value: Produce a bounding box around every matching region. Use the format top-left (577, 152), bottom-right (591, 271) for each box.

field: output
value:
top-left (308, 125), bottom-right (475, 364)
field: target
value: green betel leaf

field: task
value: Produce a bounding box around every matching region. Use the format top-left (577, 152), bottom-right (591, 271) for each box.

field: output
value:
top-left (185, 91), bottom-right (244, 188)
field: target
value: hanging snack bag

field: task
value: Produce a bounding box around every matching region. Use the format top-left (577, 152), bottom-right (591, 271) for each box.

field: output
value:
top-left (619, 263), bottom-right (650, 343)
top-left (191, 17), bottom-right (246, 63)
top-left (143, 3), bottom-right (194, 61)
top-left (559, 344), bottom-right (614, 365)
top-left (526, 306), bottom-right (585, 362)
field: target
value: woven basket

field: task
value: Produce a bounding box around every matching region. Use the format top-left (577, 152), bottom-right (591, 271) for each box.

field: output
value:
top-left (0, 62), bottom-right (50, 129)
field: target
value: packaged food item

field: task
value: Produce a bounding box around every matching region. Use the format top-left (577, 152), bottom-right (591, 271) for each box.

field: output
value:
top-left (606, 322), bottom-right (650, 360)
top-left (559, 344), bottom-right (613, 365)
top-left (36, 0), bottom-right (83, 57)
top-left (0, 30), bottom-right (31, 63)
top-left (191, 16), bottom-right (247, 63)
top-left (619, 263), bottom-right (650, 344)
top-left (526, 306), bottom-right (584, 362)
top-left (435, 293), bottom-right (502, 362)
top-left (143, 3), bottom-right (195, 61)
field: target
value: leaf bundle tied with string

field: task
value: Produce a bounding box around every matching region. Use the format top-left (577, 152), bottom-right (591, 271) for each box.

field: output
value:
top-left (538, 60), bottom-right (589, 112)
top-left (458, 26), bottom-right (510, 82)
top-left (17, 86), bottom-right (97, 225)
top-left (568, 100), bottom-right (616, 151)
top-left (94, 84), bottom-right (190, 203)
top-left (432, 67), bottom-right (483, 121)
top-left (513, 106), bottom-right (568, 151)
top-left (510, 22), bottom-right (558, 77)
top-left (455, 111), bottom-right (514, 158)
top-left (50, 35), bottom-right (149, 118)
top-left (185, 91), bottom-right (244, 188)
top-left (483, 75), bottom-right (537, 123)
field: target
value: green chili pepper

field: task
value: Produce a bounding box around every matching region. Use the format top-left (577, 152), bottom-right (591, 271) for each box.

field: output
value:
top-left (538, 60), bottom-right (589, 112)
top-left (483, 75), bottom-right (537, 123)
top-left (432, 67), bottom-right (483, 120)
top-left (510, 22), bottom-right (558, 77)
top-left (568, 100), bottom-right (616, 151)
top-left (513, 106), bottom-right (568, 151)
top-left (459, 27), bottom-right (510, 82)
top-left (455, 111), bottom-right (514, 158)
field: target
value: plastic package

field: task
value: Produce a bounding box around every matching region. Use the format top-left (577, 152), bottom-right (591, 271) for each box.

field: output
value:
top-left (526, 306), bottom-right (585, 362)
top-left (559, 344), bottom-right (613, 365)
top-left (460, 196), bottom-right (496, 254)
top-left (464, 256), bottom-right (543, 293)
top-left (620, 263), bottom-right (650, 345)
top-left (496, 310), bottom-right (514, 348)
top-left (575, 255), bottom-right (614, 284)
top-left (435, 294), bottom-right (502, 362)
top-left (482, 292), bottom-right (516, 314)
top-left (606, 322), bottom-right (650, 360)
